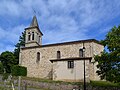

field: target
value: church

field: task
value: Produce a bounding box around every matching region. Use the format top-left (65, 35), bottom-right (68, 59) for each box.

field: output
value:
top-left (19, 16), bottom-right (104, 82)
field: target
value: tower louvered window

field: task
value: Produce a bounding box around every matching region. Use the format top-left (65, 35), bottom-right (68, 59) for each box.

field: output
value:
top-left (32, 32), bottom-right (34, 40)
top-left (28, 32), bottom-right (31, 41)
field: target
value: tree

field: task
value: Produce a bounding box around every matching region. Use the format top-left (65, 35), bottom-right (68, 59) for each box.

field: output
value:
top-left (0, 51), bottom-right (16, 89)
top-left (14, 32), bottom-right (25, 64)
top-left (0, 62), bottom-right (4, 74)
top-left (0, 51), bottom-right (27, 90)
top-left (0, 51), bottom-right (17, 73)
top-left (95, 25), bottom-right (120, 83)
top-left (14, 32), bottom-right (26, 90)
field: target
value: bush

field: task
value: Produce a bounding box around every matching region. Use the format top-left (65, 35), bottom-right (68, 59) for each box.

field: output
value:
top-left (0, 62), bottom-right (4, 74)
top-left (11, 65), bottom-right (27, 76)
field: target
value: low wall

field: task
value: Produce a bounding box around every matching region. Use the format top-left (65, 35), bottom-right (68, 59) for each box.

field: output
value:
top-left (21, 80), bottom-right (80, 90)
top-left (21, 80), bottom-right (120, 90)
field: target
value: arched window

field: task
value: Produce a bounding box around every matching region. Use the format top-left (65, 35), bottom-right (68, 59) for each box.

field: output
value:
top-left (28, 32), bottom-right (31, 41)
top-left (32, 32), bottom-right (34, 40)
top-left (37, 52), bottom-right (40, 62)
top-left (79, 49), bottom-right (83, 57)
top-left (57, 51), bottom-right (61, 59)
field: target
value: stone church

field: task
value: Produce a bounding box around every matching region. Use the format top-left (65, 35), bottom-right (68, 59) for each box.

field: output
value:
top-left (19, 16), bottom-right (104, 82)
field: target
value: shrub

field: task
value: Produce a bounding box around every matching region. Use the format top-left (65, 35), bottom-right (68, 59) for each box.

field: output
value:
top-left (11, 65), bottom-right (27, 76)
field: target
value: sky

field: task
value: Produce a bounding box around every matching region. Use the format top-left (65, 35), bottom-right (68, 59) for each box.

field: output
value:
top-left (0, 0), bottom-right (120, 53)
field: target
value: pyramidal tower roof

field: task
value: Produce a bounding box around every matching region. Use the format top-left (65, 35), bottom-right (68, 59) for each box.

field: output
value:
top-left (25, 15), bottom-right (43, 35)
top-left (30, 15), bottom-right (39, 27)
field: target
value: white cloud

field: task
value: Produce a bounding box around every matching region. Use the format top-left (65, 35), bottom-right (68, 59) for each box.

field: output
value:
top-left (0, 25), bottom-right (25, 42)
top-left (0, 0), bottom-right (120, 52)
top-left (0, 25), bottom-right (25, 53)
top-left (0, 44), bottom-right (14, 54)
top-left (0, 1), bottom-right (21, 16)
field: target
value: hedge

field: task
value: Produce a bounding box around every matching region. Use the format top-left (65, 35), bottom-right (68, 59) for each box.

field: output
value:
top-left (11, 65), bottom-right (27, 76)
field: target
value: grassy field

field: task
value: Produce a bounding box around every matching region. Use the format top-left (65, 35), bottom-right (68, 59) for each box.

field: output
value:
top-left (90, 81), bottom-right (120, 87)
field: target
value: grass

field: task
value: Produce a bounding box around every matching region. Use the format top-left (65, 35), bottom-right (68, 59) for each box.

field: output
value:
top-left (0, 86), bottom-right (17, 90)
top-left (90, 81), bottom-right (120, 87)
top-left (22, 76), bottom-right (120, 87)
top-left (0, 87), bottom-right (8, 90)
top-left (0, 82), bottom-right (50, 90)
top-left (21, 76), bottom-right (81, 85)
top-left (1, 76), bottom-right (120, 89)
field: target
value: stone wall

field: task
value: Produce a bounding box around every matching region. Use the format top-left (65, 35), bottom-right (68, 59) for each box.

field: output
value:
top-left (93, 42), bottom-right (104, 80)
top-left (21, 80), bottom-right (120, 90)
top-left (20, 41), bottom-right (104, 81)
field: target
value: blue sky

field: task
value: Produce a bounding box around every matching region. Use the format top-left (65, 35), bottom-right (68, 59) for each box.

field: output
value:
top-left (0, 0), bottom-right (120, 53)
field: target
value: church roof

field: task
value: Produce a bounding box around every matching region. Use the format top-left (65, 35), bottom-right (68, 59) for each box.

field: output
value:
top-left (30, 15), bottom-right (39, 27)
top-left (22, 39), bottom-right (103, 49)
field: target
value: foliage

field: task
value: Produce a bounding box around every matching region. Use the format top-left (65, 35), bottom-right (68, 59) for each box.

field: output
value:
top-left (2, 73), bottom-right (9, 80)
top-left (11, 65), bottom-right (27, 76)
top-left (95, 25), bottom-right (120, 83)
top-left (0, 51), bottom-right (17, 73)
top-left (0, 62), bottom-right (4, 74)
top-left (14, 32), bottom-right (25, 64)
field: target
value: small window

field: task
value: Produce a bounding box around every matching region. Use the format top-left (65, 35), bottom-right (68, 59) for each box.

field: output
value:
top-left (57, 51), bottom-right (61, 59)
top-left (32, 32), bottom-right (34, 40)
top-left (79, 49), bottom-right (83, 57)
top-left (68, 61), bottom-right (74, 68)
top-left (38, 36), bottom-right (40, 43)
top-left (37, 52), bottom-right (40, 62)
top-left (28, 32), bottom-right (31, 41)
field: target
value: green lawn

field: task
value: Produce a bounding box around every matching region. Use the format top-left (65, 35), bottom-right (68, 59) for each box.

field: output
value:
top-left (90, 81), bottom-right (120, 87)
top-left (0, 87), bottom-right (16, 90)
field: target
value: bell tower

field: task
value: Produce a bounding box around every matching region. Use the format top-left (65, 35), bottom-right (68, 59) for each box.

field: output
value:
top-left (25, 16), bottom-right (43, 47)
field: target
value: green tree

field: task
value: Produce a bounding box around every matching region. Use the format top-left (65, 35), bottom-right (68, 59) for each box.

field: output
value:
top-left (0, 62), bottom-right (4, 74)
top-left (95, 25), bottom-right (120, 83)
top-left (0, 51), bottom-right (27, 90)
top-left (14, 32), bottom-right (25, 64)
top-left (0, 51), bottom-right (17, 73)
top-left (14, 32), bottom-right (26, 90)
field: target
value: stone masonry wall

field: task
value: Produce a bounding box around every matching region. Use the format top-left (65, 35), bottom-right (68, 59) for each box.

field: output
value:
top-left (21, 80), bottom-right (120, 90)
top-left (93, 42), bottom-right (104, 80)
top-left (20, 41), bottom-right (103, 81)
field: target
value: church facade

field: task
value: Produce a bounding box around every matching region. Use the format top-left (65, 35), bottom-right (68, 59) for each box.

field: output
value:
top-left (19, 16), bottom-right (104, 82)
